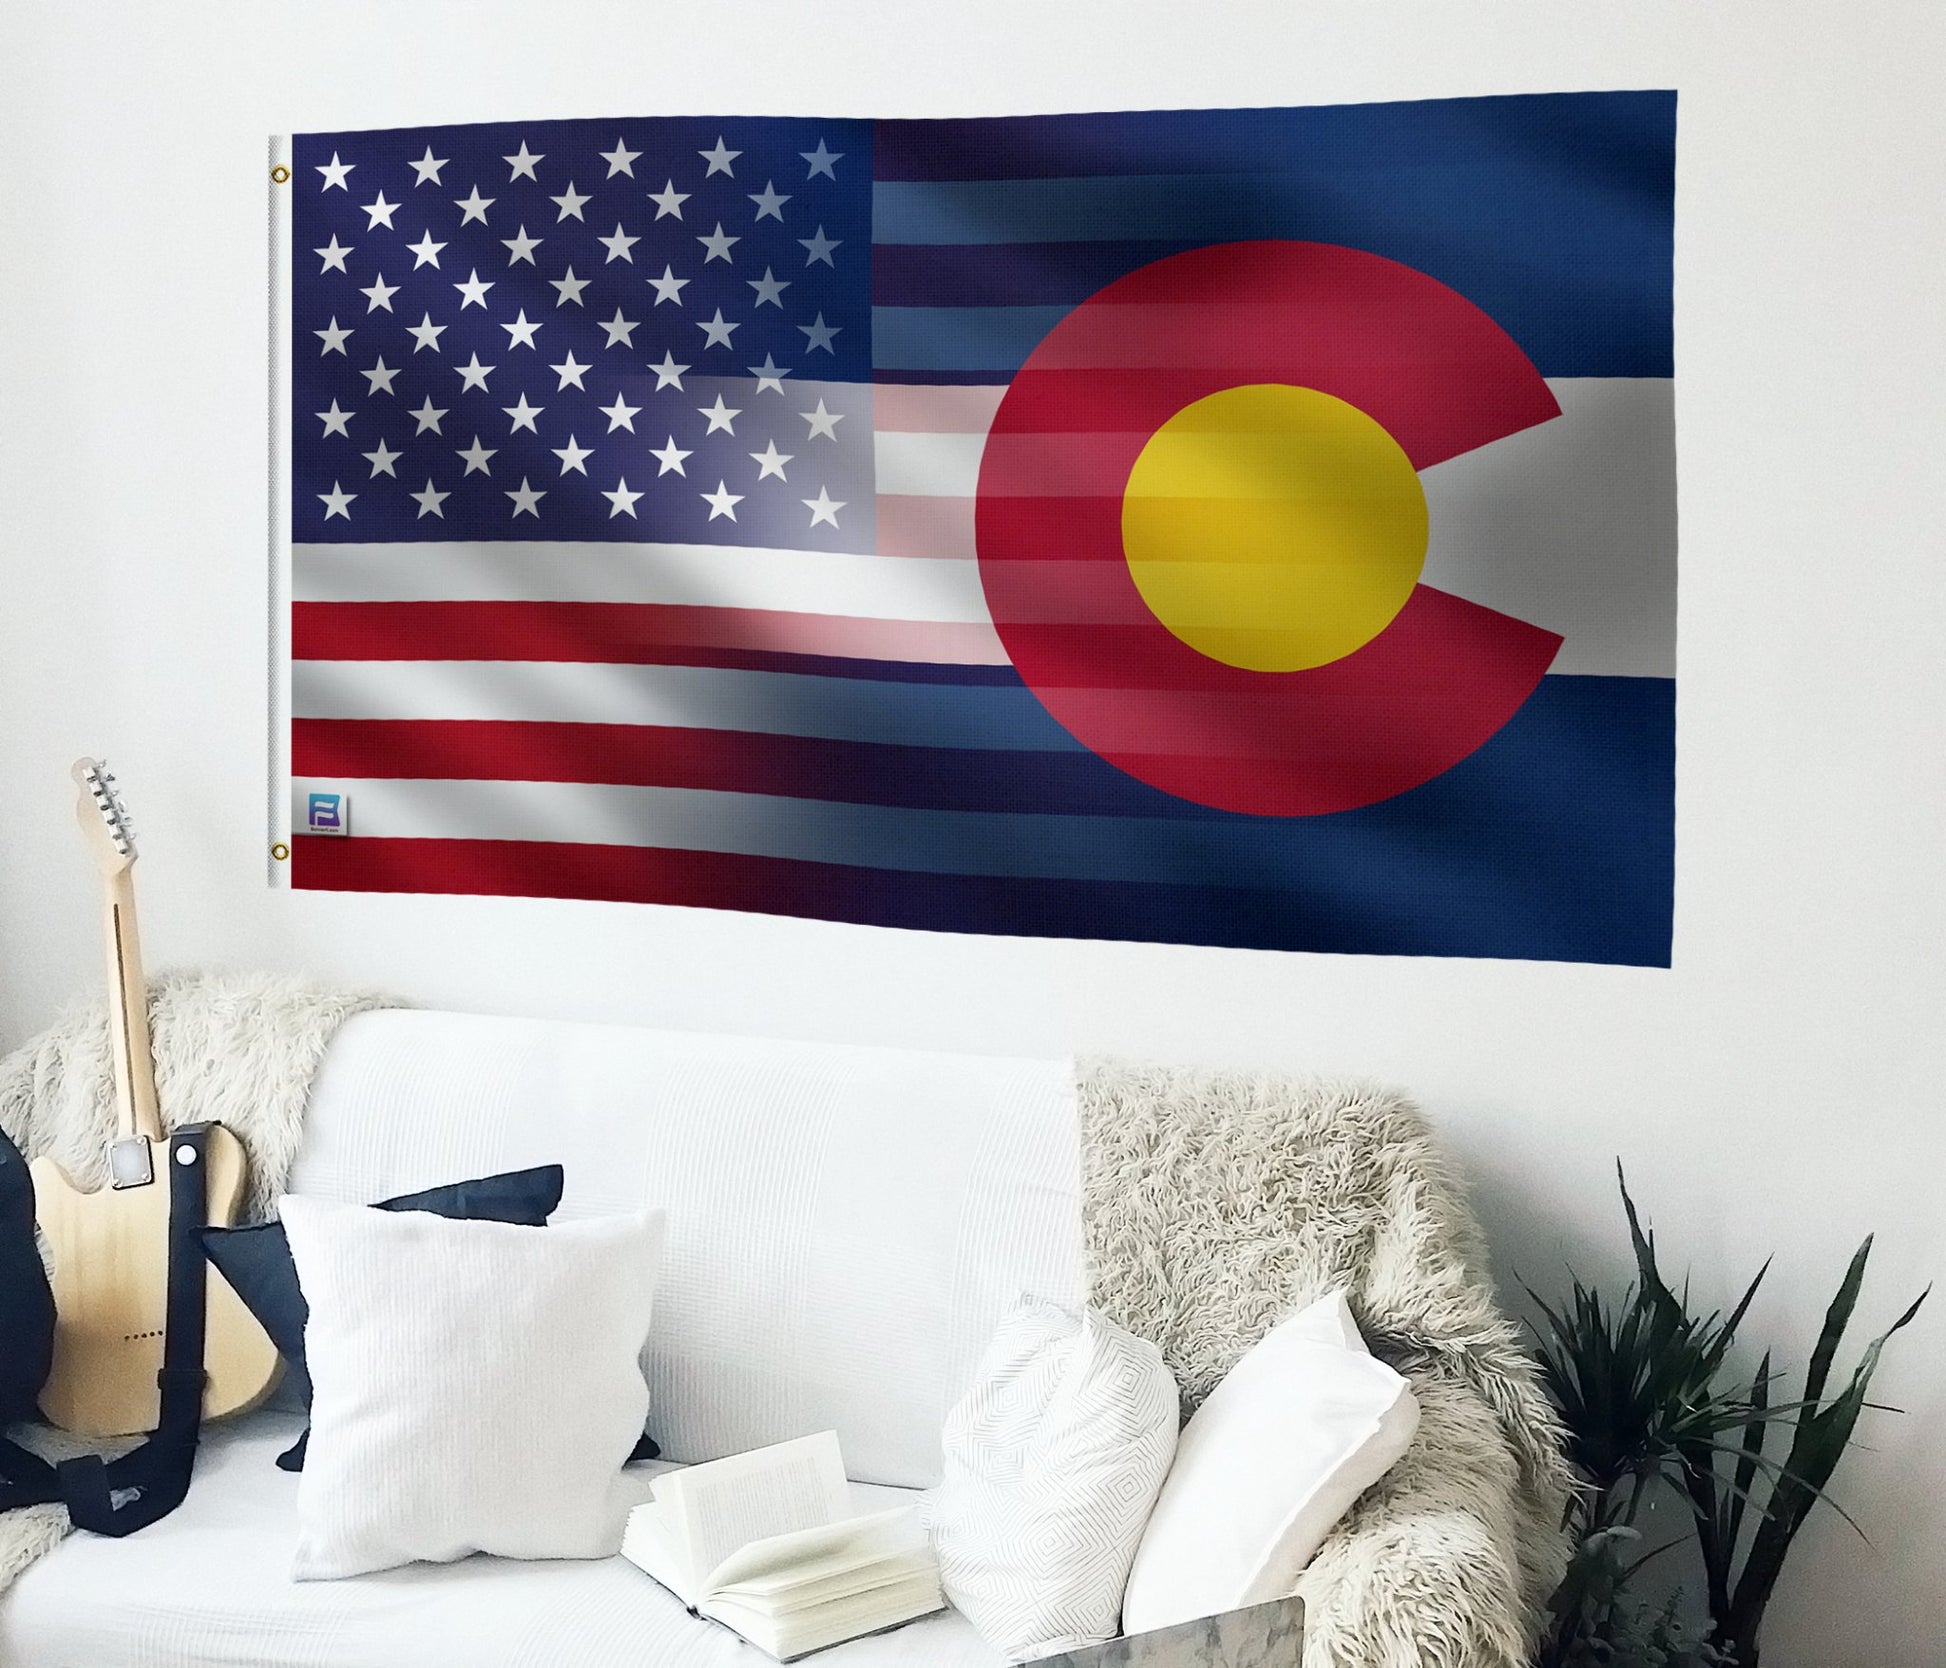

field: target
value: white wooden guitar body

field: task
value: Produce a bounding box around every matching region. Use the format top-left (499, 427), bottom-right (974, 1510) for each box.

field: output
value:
top-left (33, 1128), bottom-right (280, 1436)
top-left (34, 760), bottom-right (280, 1438)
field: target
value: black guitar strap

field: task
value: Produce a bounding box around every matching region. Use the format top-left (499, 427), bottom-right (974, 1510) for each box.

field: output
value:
top-left (50, 1123), bottom-right (214, 1536)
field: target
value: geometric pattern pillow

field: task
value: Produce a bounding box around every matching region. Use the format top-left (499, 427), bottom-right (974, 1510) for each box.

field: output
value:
top-left (932, 1299), bottom-right (1178, 1659)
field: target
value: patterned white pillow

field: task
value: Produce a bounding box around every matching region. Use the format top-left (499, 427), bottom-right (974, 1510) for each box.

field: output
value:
top-left (932, 1299), bottom-right (1178, 1659)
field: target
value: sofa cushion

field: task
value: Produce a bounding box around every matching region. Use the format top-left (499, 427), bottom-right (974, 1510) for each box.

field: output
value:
top-left (286, 1012), bottom-right (1085, 1488)
top-left (0, 1411), bottom-right (1003, 1668)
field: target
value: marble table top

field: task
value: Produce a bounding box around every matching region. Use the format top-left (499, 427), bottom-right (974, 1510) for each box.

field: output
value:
top-left (1035, 1597), bottom-right (1304, 1667)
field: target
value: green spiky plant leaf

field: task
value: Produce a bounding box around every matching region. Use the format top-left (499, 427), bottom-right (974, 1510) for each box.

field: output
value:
top-left (1530, 1168), bottom-right (1927, 1668)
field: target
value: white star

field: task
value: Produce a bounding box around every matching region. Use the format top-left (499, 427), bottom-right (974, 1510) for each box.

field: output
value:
top-left (747, 267), bottom-right (789, 308)
top-left (501, 309), bottom-right (543, 349)
top-left (361, 191), bottom-right (399, 230)
top-left (315, 152), bottom-right (354, 192)
top-left (454, 185), bottom-right (495, 226)
top-left (750, 439), bottom-right (793, 481)
top-left (698, 136), bottom-right (741, 177)
top-left (648, 179), bottom-right (689, 220)
top-left (317, 480), bottom-right (355, 518)
top-left (505, 477), bottom-right (547, 517)
top-left (504, 142), bottom-right (543, 182)
top-left (646, 265), bottom-right (689, 307)
top-left (550, 352), bottom-right (591, 390)
top-left (698, 393), bottom-right (741, 435)
top-left (552, 434), bottom-right (593, 475)
top-left (456, 435), bottom-right (497, 475)
top-left (697, 222), bottom-right (740, 263)
top-left (651, 435), bottom-right (691, 475)
top-left (407, 230), bottom-right (446, 268)
top-left (648, 350), bottom-right (689, 390)
top-left (315, 399), bottom-right (353, 437)
top-left (748, 181), bottom-right (791, 221)
top-left (598, 308), bottom-right (639, 348)
top-left (799, 226), bottom-right (841, 267)
top-left (550, 182), bottom-right (590, 222)
top-left (314, 316), bottom-right (352, 355)
top-left (701, 480), bottom-right (744, 520)
top-left (803, 486), bottom-right (845, 528)
top-left (600, 393), bottom-right (640, 432)
top-left (600, 137), bottom-right (641, 177)
top-left (361, 356), bottom-right (400, 395)
top-left (314, 235), bottom-right (352, 274)
top-left (798, 312), bottom-right (840, 354)
top-left (359, 273), bottom-right (399, 312)
top-left (801, 139), bottom-right (842, 180)
top-left (362, 439), bottom-right (401, 477)
top-left (406, 312), bottom-right (446, 353)
top-left (455, 352), bottom-right (495, 391)
top-left (598, 222), bottom-right (640, 263)
top-left (697, 308), bottom-right (738, 349)
top-left (502, 393), bottom-right (544, 433)
top-left (801, 398), bottom-right (844, 441)
top-left (501, 224), bottom-right (542, 266)
top-left (410, 396), bottom-right (448, 434)
top-left (411, 478), bottom-right (450, 519)
top-left (409, 145), bottom-right (448, 186)
top-left (603, 477), bottom-right (644, 518)
top-left (454, 269), bottom-right (494, 309)
top-left (747, 354), bottom-right (790, 394)
top-left (550, 266), bottom-right (590, 307)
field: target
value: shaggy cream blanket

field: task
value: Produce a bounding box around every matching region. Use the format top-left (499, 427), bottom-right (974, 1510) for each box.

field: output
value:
top-left (1079, 1060), bottom-right (1574, 1668)
top-left (0, 971), bottom-right (391, 1589)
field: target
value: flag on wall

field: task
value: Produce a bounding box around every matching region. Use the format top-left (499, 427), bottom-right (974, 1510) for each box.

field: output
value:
top-left (286, 92), bottom-right (1676, 964)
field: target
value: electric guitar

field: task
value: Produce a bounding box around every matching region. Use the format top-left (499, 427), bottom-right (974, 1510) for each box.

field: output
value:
top-left (31, 759), bottom-right (281, 1437)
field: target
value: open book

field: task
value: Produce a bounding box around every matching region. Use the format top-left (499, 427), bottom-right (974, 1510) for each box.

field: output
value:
top-left (620, 1431), bottom-right (945, 1661)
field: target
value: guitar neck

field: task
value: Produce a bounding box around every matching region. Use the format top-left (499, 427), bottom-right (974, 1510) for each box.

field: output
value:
top-left (100, 867), bottom-right (161, 1146)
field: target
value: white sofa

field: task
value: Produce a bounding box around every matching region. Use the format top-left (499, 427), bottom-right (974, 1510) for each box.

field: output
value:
top-left (2, 1009), bottom-right (1085, 1667)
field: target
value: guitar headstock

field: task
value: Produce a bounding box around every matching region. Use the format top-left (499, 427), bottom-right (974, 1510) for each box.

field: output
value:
top-left (72, 757), bottom-right (137, 875)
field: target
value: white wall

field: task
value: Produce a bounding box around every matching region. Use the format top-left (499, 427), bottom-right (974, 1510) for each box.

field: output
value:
top-left (3, 3), bottom-right (1942, 1661)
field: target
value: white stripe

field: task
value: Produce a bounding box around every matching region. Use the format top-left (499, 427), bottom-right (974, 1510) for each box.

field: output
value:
top-left (875, 377), bottom-right (1674, 678)
top-left (295, 540), bottom-right (992, 625)
top-left (290, 660), bottom-right (1062, 750)
top-left (875, 430), bottom-right (989, 498)
top-left (1421, 378), bottom-right (1675, 678)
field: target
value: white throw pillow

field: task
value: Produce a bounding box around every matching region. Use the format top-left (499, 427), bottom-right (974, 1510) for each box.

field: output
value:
top-left (1119, 1289), bottom-right (1420, 1635)
top-left (281, 1194), bottom-right (666, 1580)
top-left (932, 1299), bottom-right (1178, 1660)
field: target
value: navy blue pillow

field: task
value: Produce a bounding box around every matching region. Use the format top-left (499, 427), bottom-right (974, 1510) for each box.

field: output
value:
top-left (206, 1165), bottom-right (670, 1471)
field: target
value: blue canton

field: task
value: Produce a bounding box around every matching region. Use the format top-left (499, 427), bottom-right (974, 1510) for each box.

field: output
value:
top-left (290, 117), bottom-right (875, 552)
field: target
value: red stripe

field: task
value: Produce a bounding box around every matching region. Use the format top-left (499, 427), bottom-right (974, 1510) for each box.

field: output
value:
top-left (292, 601), bottom-right (1006, 666)
top-left (874, 495), bottom-right (977, 559)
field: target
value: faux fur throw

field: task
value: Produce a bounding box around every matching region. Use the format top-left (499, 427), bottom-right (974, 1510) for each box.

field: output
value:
top-left (0, 971), bottom-right (392, 1591)
top-left (1078, 1059), bottom-right (1575, 1668)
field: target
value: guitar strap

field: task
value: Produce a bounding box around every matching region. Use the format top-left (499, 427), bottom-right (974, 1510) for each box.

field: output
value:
top-left (0, 1125), bottom-right (214, 1534)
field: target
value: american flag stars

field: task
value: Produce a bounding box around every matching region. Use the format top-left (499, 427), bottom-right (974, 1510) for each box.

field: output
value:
top-left (291, 116), bottom-right (873, 549)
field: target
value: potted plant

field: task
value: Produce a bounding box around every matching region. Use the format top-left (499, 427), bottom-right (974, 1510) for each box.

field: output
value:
top-left (1529, 1168), bottom-right (1926, 1668)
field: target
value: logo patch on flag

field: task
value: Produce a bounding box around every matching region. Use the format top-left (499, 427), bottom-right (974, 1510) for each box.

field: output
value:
top-left (285, 93), bottom-right (1676, 965)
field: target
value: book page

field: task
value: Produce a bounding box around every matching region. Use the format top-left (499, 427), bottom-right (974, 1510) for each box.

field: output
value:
top-left (657, 1431), bottom-right (851, 1583)
top-left (706, 1506), bottom-right (920, 1599)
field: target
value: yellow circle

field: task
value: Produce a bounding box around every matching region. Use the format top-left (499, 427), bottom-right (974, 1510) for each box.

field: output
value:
top-left (270, 841), bottom-right (290, 861)
top-left (1121, 383), bottom-right (1428, 672)
top-left (270, 164), bottom-right (292, 185)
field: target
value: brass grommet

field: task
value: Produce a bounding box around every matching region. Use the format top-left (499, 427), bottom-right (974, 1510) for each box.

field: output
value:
top-left (271, 841), bottom-right (291, 861)
top-left (270, 163), bottom-right (292, 185)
